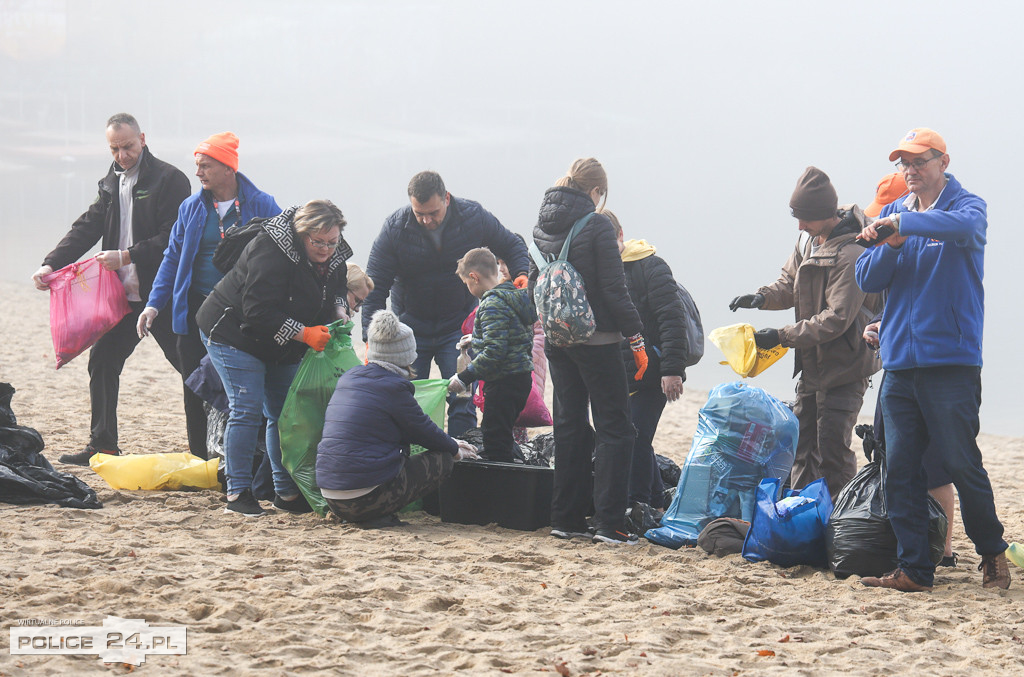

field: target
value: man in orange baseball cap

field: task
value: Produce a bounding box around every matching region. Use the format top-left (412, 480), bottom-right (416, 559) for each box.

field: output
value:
top-left (856, 127), bottom-right (1011, 592)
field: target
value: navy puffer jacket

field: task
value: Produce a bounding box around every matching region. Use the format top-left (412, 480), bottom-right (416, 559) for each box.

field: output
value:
top-left (316, 364), bottom-right (458, 491)
top-left (530, 187), bottom-right (642, 338)
top-left (362, 196), bottom-right (530, 342)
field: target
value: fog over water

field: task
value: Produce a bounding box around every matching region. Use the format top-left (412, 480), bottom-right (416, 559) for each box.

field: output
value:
top-left (2, 1), bottom-right (1022, 435)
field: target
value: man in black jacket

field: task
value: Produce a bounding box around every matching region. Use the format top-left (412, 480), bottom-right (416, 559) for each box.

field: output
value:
top-left (32, 113), bottom-right (191, 465)
top-left (362, 171), bottom-right (529, 437)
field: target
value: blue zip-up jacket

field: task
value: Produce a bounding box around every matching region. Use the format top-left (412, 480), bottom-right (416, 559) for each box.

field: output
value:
top-left (361, 196), bottom-right (530, 342)
top-left (854, 173), bottom-right (986, 370)
top-left (316, 364), bottom-right (459, 491)
top-left (146, 172), bottom-right (281, 334)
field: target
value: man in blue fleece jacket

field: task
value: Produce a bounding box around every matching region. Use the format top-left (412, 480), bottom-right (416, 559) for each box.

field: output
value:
top-left (855, 128), bottom-right (1009, 592)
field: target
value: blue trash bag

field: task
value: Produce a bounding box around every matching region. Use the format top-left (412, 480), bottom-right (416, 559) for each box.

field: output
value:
top-left (741, 477), bottom-right (833, 568)
top-left (645, 382), bottom-right (798, 548)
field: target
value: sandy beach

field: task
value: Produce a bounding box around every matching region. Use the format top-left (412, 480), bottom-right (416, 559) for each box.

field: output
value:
top-left (1, 278), bottom-right (1022, 676)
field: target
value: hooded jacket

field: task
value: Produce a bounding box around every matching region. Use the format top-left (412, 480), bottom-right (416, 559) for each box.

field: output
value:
top-left (42, 146), bottom-right (191, 300)
top-left (619, 240), bottom-right (689, 388)
top-left (145, 173), bottom-right (281, 334)
top-left (530, 187), bottom-right (642, 340)
top-left (196, 206), bottom-right (353, 364)
top-left (855, 173), bottom-right (985, 370)
top-left (758, 205), bottom-right (882, 391)
top-left (316, 364), bottom-right (459, 491)
top-left (361, 196), bottom-right (530, 342)
top-left (457, 281), bottom-right (535, 383)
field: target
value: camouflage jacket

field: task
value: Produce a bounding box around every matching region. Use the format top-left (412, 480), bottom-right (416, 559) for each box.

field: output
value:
top-left (458, 281), bottom-right (535, 382)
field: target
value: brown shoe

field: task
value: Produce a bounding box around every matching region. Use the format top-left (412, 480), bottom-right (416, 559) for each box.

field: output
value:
top-left (861, 568), bottom-right (933, 592)
top-left (979, 552), bottom-right (1011, 590)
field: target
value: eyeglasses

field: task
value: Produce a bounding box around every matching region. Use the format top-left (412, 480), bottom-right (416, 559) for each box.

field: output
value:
top-left (348, 291), bottom-right (367, 310)
top-left (895, 155), bottom-right (941, 173)
top-left (307, 235), bottom-right (340, 250)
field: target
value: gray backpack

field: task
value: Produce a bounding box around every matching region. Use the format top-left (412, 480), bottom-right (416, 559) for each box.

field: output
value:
top-left (529, 214), bottom-right (596, 348)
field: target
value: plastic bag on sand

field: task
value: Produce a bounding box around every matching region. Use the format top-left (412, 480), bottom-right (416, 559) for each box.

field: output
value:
top-left (90, 452), bottom-right (220, 491)
top-left (42, 258), bottom-right (131, 369)
top-left (645, 382), bottom-right (797, 548)
top-left (742, 477), bottom-right (833, 568)
top-left (279, 320), bottom-right (363, 517)
top-left (826, 426), bottom-right (947, 578)
top-left (708, 323), bottom-right (787, 378)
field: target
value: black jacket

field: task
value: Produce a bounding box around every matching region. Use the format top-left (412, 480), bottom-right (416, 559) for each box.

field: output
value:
top-left (196, 207), bottom-right (353, 364)
top-left (620, 251), bottom-right (689, 388)
top-left (42, 146), bottom-right (191, 300)
top-left (362, 196), bottom-right (530, 342)
top-left (530, 187), bottom-right (642, 338)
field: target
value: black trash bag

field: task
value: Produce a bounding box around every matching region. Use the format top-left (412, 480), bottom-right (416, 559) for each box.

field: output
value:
top-left (626, 501), bottom-right (662, 534)
top-left (456, 427), bottom-right (527, 464)
top-left (826, 424), bottom-right (947, 578)
top-left (0, 383), bottom-right (102, 509)
top-left (656, 454), bottom-right (681, 488)
top-left (519, 432), bottom-right (555, 468)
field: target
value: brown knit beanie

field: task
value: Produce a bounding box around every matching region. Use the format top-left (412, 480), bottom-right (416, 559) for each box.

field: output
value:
top-left (790, 167), bottom-right (838, 220)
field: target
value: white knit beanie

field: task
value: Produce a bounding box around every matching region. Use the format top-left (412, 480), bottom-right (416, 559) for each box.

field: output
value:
top-left (366, 310), bottom-right (417, 368)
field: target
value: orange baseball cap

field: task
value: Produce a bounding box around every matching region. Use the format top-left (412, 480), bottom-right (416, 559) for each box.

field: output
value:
top-left (888, 128), bottom-right (946, 162)
top-left (864, 172), bottom-right (909, 218)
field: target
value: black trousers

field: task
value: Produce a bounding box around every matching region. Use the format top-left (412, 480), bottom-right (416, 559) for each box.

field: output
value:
top-left (177, 289), bottom-right (210, 458)
top-left (546, 342), bottom-right (635, 534)
top-left (480, 371), bottom-right (532, 462)
top-left (88, 300), bottom-right (179, 450)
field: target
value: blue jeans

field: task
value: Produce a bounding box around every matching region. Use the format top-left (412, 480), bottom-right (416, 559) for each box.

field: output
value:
top-left (881, 366), bottom-right (1006, 586)
top-left (201, 332), bottom-right (300, 498)
top-left (412, 328), bottom-right (476, 437)
top-left (627, 386), bottom-right (667, 508)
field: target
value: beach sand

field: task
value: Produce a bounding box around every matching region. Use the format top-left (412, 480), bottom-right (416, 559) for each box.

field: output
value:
top-left (1, 279), bottom-right (1022, 676)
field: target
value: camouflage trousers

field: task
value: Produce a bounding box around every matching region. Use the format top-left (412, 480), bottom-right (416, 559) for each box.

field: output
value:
top-left (325, 450), bottom-right (454, 523)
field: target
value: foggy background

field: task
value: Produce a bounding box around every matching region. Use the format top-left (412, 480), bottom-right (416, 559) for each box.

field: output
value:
top-left (2, 0), bottom-right (1021, 435)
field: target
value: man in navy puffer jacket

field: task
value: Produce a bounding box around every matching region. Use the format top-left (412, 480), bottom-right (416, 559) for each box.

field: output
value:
top-left (856, 128), bottom-right (1009, 592)
top-left (362, 171), bottom-right (529, 437)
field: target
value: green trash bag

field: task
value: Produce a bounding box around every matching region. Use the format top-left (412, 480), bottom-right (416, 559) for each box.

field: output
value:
top-left (279, 320), bottom-right (362, 517)
top-left (278, 318), bottom-right (452, 517)
top-left (401, 378), bottom-right (449, 512)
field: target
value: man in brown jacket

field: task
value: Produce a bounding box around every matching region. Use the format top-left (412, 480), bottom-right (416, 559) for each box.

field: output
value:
top-left (729, 167), bottom-right (881, 496)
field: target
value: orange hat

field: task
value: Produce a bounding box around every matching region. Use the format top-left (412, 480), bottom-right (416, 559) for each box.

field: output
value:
top-left (194, 132), bottom-right (239, 171)
top-left (888, 128), bottom-right (946, 162)
top-left (864, 172), bottom-right (909, 218)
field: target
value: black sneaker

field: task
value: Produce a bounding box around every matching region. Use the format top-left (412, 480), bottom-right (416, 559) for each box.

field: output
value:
top-left (593, 528), bottom-right (641, 545)
top-left (224, 489), bottom-right (265, 517)
top-left (59, 444), bottom-right (120, 466)
top-left (550, 526), bottom-right (595, 540)
top-left (273, 493), bottom-right (313, 514)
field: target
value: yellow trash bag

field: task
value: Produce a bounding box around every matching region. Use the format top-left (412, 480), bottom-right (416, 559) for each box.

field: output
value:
top-left (708, 323), bottom-right (788, 378)
top-left (90, 452), bottom-right (221, 491)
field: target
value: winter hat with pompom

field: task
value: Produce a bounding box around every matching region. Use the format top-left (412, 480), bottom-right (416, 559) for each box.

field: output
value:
top-left (366, 309), bottom-right (417, 368)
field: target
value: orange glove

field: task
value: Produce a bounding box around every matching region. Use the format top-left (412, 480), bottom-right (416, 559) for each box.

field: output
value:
top-left (513, 274), bottom-right (528, 289)
top-left (301, 325), bottom-right (331, 352)
top-left (629, 333), bottom-right (648, 381)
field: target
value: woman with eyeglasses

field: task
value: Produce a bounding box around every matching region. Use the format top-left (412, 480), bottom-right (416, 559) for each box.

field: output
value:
top-left (197, 199), bottom-right (353, 517)
top-left (338, 263), bottom-right (374, 323)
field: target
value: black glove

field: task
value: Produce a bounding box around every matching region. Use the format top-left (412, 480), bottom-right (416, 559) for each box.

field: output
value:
top-left (753, 328), bottom-right (780, 349)
top-left (729, 293), bottom-right (765, 312)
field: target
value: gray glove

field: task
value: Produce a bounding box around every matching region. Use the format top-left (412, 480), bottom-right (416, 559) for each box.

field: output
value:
top-left (729, 293), bottom-right (765, 312)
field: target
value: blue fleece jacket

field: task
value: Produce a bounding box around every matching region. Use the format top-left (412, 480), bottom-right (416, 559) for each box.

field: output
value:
top-left (316, 365), bottom-right (458, 491)
top-left (855, 173), bottom-right (986, 370)
top-left (146, 172), bottom-right (281, 334)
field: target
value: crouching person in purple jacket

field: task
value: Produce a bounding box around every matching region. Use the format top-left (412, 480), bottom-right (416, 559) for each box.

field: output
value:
top-left (317, 309), bottom-right (478, 527)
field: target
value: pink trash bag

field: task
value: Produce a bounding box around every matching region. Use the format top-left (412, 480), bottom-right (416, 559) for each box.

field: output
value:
top-left (42, 258), bottom-right (131, 369)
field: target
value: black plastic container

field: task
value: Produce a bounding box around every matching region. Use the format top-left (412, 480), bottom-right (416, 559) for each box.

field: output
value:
top-left (435, 459), bottom-right (554, 531)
